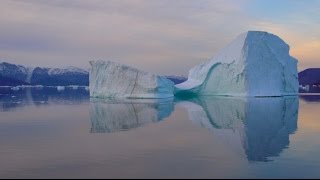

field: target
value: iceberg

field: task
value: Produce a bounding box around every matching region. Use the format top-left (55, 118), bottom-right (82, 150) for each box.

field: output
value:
top-left (11, 86), bottom-right (20, 91)
top-left (90, 61), bottom-right (174, 99)
top-left (69, 85), bottom-right (79, 90)
top-left (56, 86), bottom-right (65, 91)
top-left (175, 31), bottom-right (299, 97)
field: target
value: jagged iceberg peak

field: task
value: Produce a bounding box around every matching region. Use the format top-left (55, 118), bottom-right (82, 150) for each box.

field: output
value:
top-left (175, 31), bottom-right (299, 97)
top-left (89, 60), bottom-right (175, 99)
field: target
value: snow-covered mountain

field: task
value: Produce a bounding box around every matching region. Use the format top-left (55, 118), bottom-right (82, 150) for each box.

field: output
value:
top-left (0, 62), bottom-right (30, 83)
top-left (0, 62), bottom-right (89, 86)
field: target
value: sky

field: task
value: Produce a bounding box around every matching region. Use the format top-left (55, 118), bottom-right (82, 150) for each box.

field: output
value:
top-left (0, 0), bottom-right (319, 75)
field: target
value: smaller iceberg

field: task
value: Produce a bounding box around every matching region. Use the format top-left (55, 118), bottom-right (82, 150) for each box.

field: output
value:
top-left (11, 86), bottom-right (20, 91)
top-left (57, 86), bottom-right (65, 91)
top-left (69, 85), bottom-right (79, 90)
top-left (89, 61), bottom-right (174, 99)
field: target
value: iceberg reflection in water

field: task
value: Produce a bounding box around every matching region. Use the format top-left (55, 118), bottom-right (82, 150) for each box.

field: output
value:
top-left (177, 96), bottom-right (299, 162)
top-left (90, 95), bottom-right (299, 162)
top-left (90, 99), bottom-right (174, 133)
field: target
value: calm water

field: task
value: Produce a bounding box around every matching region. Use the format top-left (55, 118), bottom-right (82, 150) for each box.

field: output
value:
top-left (0, 87), bottom-right (320, 178)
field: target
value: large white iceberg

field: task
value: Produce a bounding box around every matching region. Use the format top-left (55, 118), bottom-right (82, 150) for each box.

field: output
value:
top-left (175, 31), bottom-right (299, 97)
top-left (90, 61), bottom-right (174, 99)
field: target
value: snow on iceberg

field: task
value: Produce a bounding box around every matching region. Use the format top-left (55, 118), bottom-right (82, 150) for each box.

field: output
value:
top-left (175, 31), bottom-right (299, 97)
top-left (89, 61), bottom-right (175, 99)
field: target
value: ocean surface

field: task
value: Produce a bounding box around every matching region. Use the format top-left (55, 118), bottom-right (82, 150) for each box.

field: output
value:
top-left (0, 87), bottom-right (320, 178)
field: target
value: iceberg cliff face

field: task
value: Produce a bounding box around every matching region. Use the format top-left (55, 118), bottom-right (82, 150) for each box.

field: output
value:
top-left (90, 61), bottom-right (174, 99)
top-left (175, 31), bottom-right (299, 97)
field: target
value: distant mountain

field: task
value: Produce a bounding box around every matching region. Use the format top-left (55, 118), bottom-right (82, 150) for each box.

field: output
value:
top-left (0, 75), bottom-right (30, 86)
top-left (299, 68), bottom-right (320, 85)
top-left (164, 75), bottom-right (187, 84)
top-left (0, 62), bottom-right (30, 83)
top-left (0, 62), bottom-right (89, 86)
top-left (30, 66), bottom-right (89, 86)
